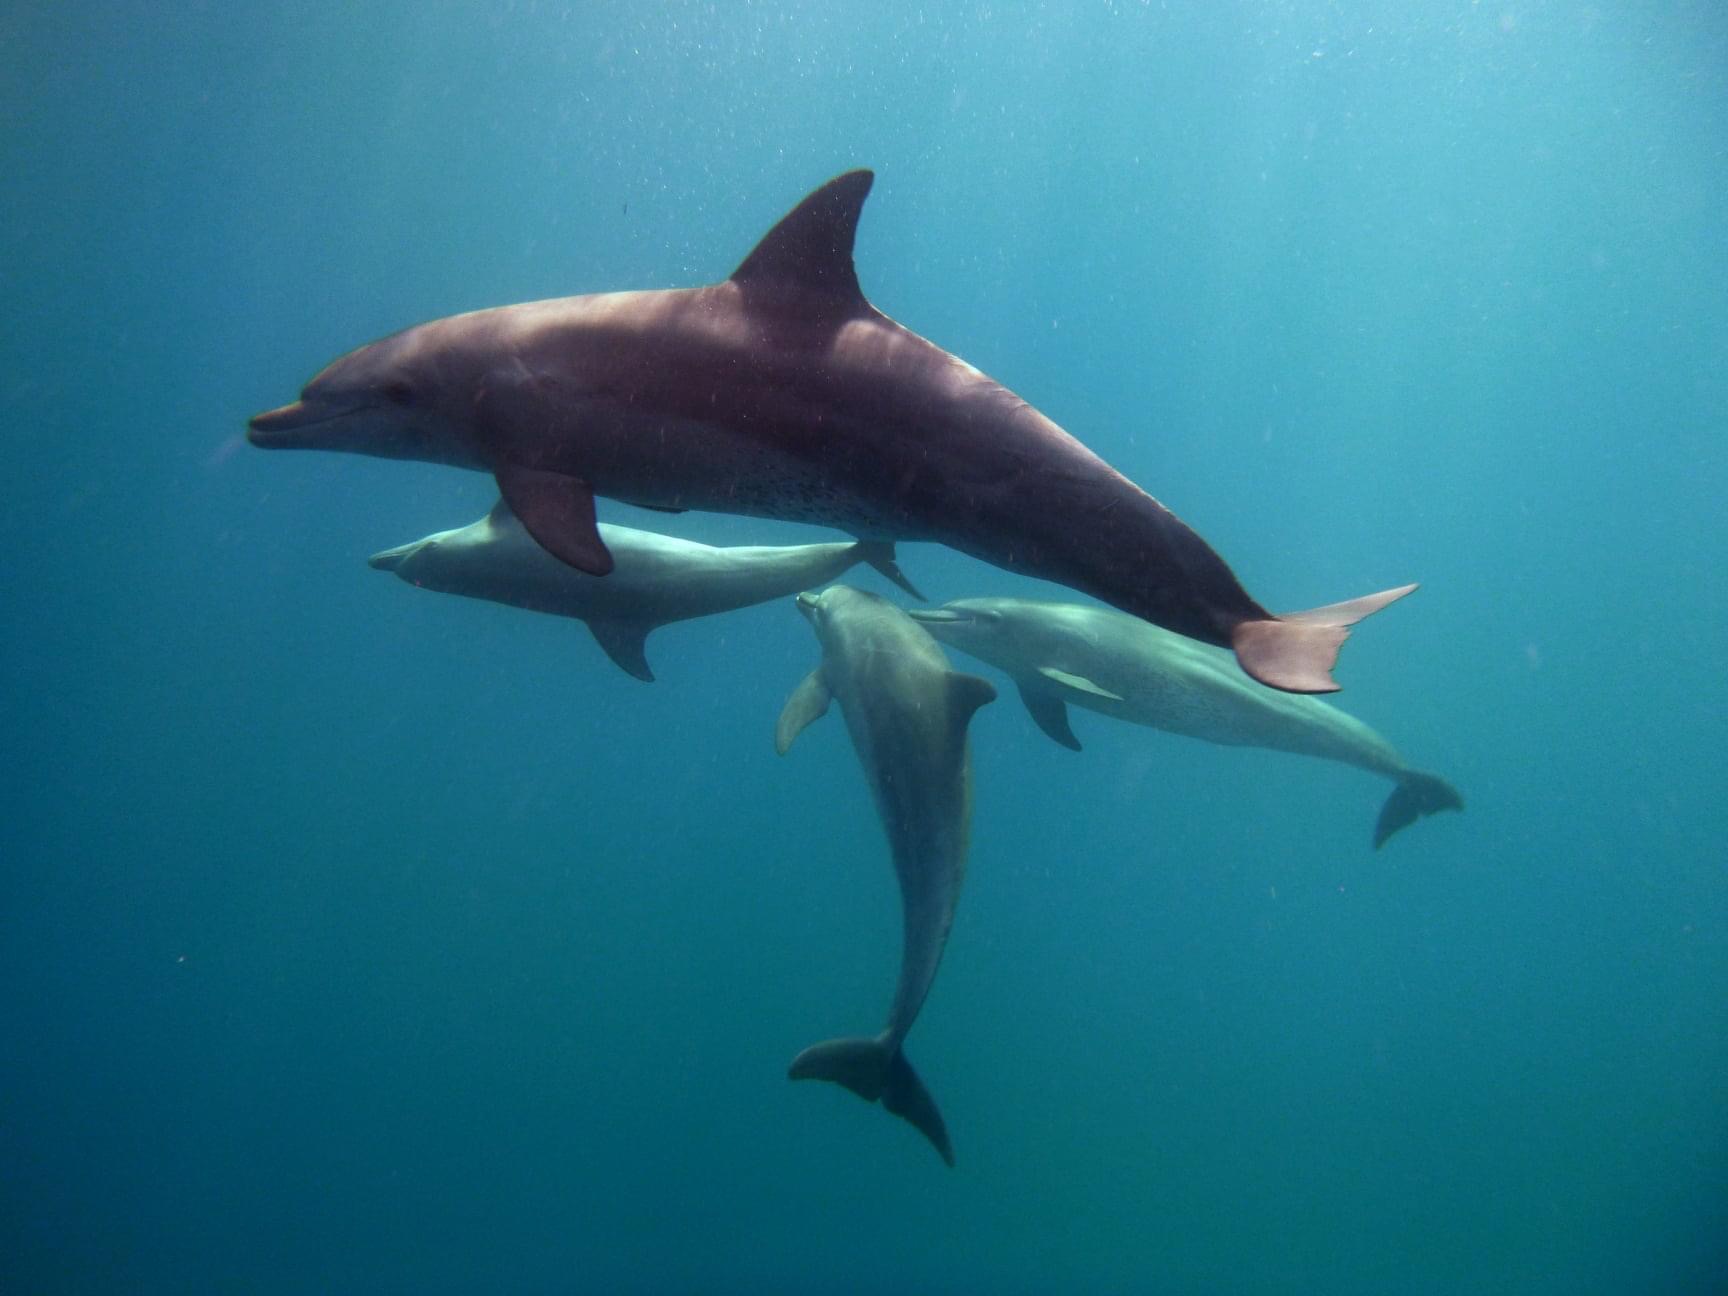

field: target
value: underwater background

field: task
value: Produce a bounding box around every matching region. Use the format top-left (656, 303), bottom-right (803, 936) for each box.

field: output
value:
top-left (3, 1), bottom-right (1725, 1291)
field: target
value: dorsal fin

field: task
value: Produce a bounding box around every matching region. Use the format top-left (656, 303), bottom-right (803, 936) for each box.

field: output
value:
top-left (946, 671), bottom-right (997, 725)
top-left (730, 170), bottom-right (874, 304)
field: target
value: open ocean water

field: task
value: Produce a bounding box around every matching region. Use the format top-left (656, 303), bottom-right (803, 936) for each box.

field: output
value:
top-left (3, 2), bottom-right (1725, 1292)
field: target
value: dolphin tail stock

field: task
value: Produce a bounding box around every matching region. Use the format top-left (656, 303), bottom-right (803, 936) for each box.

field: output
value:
top-left (851, 540), bottom-right (924, 602)
top-left (1229, 583), bottom-right (1418, 694)
top-left (789, 1034), bottom-right (954, 1167)
top-left (1374, 769), bottom-right (1465, 849)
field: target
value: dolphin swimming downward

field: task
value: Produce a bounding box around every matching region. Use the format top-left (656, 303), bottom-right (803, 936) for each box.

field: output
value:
top-left (911, 597), bottom-right (1463, 847)
top-left (250, 169), bottom-right (1414, 694)
top-left (776, 585), bottom-right (996, 1166)
top-left (368, 499), bottom-right (921, 681)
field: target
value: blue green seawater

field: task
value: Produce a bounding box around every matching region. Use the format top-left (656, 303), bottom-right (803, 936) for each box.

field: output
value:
top-left (2, 2), bottom-right (1724, 1291)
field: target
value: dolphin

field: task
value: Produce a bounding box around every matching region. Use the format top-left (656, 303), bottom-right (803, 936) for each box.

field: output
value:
top-left (367, 499), bottom-right (921, 681)
top-left (250, 169), bottom-right (1414, 694)
top-left (910, 597), bottom-right (1463, 848)
top-left (776, 585), bottom-right (996, 1166)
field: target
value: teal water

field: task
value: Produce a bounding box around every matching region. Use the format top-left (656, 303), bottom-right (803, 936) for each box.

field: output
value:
top-left (3, 2), bottom-right (1725, 1291)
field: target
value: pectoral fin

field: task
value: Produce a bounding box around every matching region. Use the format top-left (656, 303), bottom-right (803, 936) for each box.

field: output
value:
top-left (1018, 682), bottom-right (1081, 751)
top-left (1036, 666), bottom-right (1123, 702)
top-left (587, 619), bottom-right (656, 682)
top-left (775, 669), bottom-right (832, 755)
top-left (494, 463), bottom-right (614, 575)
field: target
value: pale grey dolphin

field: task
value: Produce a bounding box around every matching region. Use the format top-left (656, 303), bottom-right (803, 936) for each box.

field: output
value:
top-left (776, 585), bottom-right (996, 1166)
top-left (367, 499), bottom-right (921, 681)
top-left (910, 597), bottom-right (1463, 848)
top-left (250, 169), bottom-right (1415, 694)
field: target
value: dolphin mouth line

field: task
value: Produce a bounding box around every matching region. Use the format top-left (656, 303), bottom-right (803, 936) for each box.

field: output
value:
top-left (906, 608), bottom-right (969, 625)
top-left (367, 545), bottom-right (412, 571)
top-left (247, 400), bottom-right (378, 442)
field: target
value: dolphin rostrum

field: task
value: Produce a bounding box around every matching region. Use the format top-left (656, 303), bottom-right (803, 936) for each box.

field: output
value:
top-left (911, 597), bottom-right (1463, 847)
top-left (368, 499), bottom-right (921, 681)
top-left (776, 585), bottom-right (996, 1165)
top-left (250, 169), bottom-right (1414, 693)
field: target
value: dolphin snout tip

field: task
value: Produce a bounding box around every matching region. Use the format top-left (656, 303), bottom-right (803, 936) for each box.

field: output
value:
top-left (246, 401), bottom-right (315, 446)
top-left (368, 546), bottom-right (409, 571)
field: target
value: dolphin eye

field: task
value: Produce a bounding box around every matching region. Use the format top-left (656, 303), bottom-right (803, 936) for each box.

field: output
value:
top-left (382, 380), bottom-right (417, 407)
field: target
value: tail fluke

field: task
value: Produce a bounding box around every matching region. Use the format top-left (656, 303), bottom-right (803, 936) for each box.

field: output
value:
top-left (1375, 769), bottom-right (1465, 848)
top-left (853, 541), bottom-right (925, 602)
top-left (789, 1035), bottom-right (954, 1167)
top-left (881, 1048), bottom-right (953, 1167)
top-left (1230, 583), bottom-right (1417, 694)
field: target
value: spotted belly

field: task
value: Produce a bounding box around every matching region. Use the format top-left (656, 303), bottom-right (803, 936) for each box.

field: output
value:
top-left (581, 413), bottom-right (929, 540)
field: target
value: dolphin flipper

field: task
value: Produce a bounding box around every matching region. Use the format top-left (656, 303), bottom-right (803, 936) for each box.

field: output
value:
top-left (775, 670), bottom-right (832, 754)
top-left (494, 463), bottom-right (614, 575)
top-left (1374, 769), bottom-right (1465, 848)
top-left (1231, 584), bottom-right (1417, 694)
top-left (1017, 683), bottom-right (1082, 751)
top-left (587, 619), bottom-right (656, 682)
top-left (789, 1035), bottom-right (953, 1167)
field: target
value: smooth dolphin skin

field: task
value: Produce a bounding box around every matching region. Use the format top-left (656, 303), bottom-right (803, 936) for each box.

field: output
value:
top-left (368, 499), bottom-right (921, 681)
top-left (249, 169), bottom-right (1414, 694)
top-left (776, 585), bottom-right (996, 1166)
top-left (911, 597), bottom-right (1463, 848)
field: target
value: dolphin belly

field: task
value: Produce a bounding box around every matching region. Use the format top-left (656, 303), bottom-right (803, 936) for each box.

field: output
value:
top-left (566, 405), bottom-right (927, 540)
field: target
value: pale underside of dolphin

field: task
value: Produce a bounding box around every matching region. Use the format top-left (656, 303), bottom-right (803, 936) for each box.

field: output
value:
top-left (912, 597), bottom-right (1463, 848)
top-left (368, 499), bottom-right (921, 681)
top-left (776, 585), bottom-right (996, 1166)
top-left (249, 169), bottom-right (1416, 694)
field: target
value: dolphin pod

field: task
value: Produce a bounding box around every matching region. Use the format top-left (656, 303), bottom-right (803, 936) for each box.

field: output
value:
top-left (776, 586), bottom-right (996, 1166)
top-left (910, 597), bottom-right (1463, 848)
top-left (250, 170), bottom-right (1458, 1168)
top-left (369, 499), bottom-right (921, 681)
top-left (250, 169), bottom-right (1415, 695)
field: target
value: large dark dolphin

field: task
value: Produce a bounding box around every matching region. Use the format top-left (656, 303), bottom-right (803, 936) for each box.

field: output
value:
top-left (250, 169), bottom-right (1414, 693)
top-left (368, 499), bottom-right (920, 681)
top-left (911, 597), bottom-right (1463, 847)
top-left (776, 585), bottom-right (996, 1166)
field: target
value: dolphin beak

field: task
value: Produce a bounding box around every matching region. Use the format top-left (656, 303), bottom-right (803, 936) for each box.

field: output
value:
top-left (795, 591), bottom-right (820, 619)
top-left (248, 398), bottom-right (362, 448)
top-left (907, 608), bottom-right (969, 625)
top-left (250, 404), bottom-right (311, 445)
top-left (368, 543), bottom-right (413, 571)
